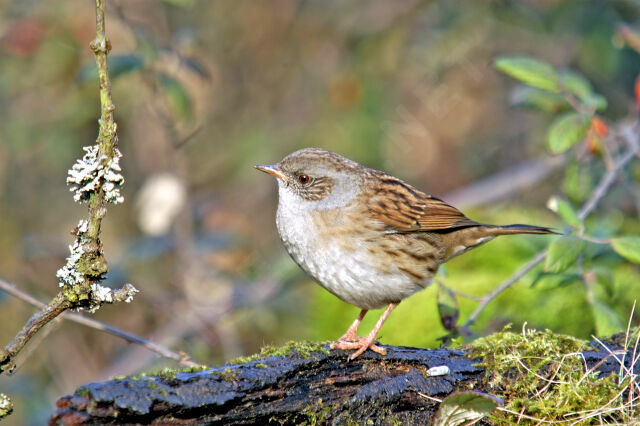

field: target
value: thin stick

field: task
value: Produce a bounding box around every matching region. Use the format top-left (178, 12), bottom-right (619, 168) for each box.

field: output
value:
top-left (463, 121), bottom-right (640, 329)
top-left (463, 250), bottom-right (546, 328)
top-left (0, 293), bottom-right (71, 373)
top-left (0, 279), bottom-right (197, 367)
top-left (576, 144), bottom-right (639, 221)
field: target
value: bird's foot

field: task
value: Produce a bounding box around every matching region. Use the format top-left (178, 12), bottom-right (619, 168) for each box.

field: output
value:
top-left (330, 335), bottom-right (386, 359)
top-left (335, 329), bottom-right (360, 343)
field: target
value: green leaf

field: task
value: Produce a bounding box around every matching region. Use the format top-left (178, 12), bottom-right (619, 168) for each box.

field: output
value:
top-left (437, 285), bottom-right (459, 332)
top-left (592, 268), bottom-right (615, 299)
top-left (159, 74), bottom-right (192, 121)
top-left (559, 70), bottom-right (607, 111)
top-left (76, 55), bottom-right (145, 83)
top-left (560, 70), bottom-right (593, 102)
top-left (434, 391), bottom-right (502, 426)
top-left (583, 93), bottom-right (608, 112)
top-left (510, 86), bottom-right (569, 113)
top-left (494, 56), bottom-right (559, 92)
top-left (546, 112), bottom-right (590, 154)
top-left (564, 161), bottom-right (594, 203)
top-left (544, 236), bottom-right (585, 273)
top-left (546, 196), bottom-right (582, 227)
top-left (611, 237), bottom-right (640, 263)
top-left (530, 272), bottom-right (582, 290)
top-left (590, 300), bottom-right (623, 336)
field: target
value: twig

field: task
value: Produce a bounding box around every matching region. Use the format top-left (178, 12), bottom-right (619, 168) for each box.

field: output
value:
top-left (0, 279), bottom-right (197, 367)
top-left (11, 316), bottom-right (62, 373)
top-left (463, 250), bottom-right (547, 328)
top-left (462, 121), bottom-right (640, 329)
top-left (0, 294), bottom-right (71, 373)
top-left (576, 142), bottom-right (638, 221)
top-left (576, 234), bottom-right (610, 245)
top-left (442, 155), bottom-right (565, 209)
top-left (0, 0), bottom-right (135, 375)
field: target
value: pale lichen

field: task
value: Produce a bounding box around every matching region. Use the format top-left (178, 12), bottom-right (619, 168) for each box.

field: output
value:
top-left (0, 393), bottom-right (12, 419)
top-left (67, 145), bottom-right (124, 204)
top-left (90, 283), bottom-right (114, 302)
top-left (56, 235), bottom-right (86, 288)
top-left (56, 218), bottom-right (137, 311)
top-left (56, 219), bottom-right (101, 289)
top-left (86, 283), bottom-right (138, 313)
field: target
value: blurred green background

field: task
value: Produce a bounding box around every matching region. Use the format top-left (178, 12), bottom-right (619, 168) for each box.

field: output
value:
top-left (0, 0), bottom-right (639, 424)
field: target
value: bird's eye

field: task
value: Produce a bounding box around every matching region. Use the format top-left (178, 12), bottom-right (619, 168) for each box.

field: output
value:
top-left (298, 174), bottom-right (310, 185)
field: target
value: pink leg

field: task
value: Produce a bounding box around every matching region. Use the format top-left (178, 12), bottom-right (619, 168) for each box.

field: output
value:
top-left (336, 309), bottom-right (367, 342)
top-left (331, 303), bottom-right (398, 360)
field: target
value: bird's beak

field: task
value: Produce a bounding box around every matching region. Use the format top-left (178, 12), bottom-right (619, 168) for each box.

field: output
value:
top-left (254, 164), bottom-right (289, 182)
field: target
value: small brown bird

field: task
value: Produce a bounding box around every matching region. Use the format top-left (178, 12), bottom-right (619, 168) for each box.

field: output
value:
top-left (256, 148), bottom-right (554, 359)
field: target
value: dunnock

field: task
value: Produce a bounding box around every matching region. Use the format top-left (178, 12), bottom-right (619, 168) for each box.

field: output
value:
top-left (256, 148), bottom-right (554, 359)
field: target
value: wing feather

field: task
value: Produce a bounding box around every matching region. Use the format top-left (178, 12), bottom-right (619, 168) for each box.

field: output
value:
top-left (366, 171), bottom-right (478, 232)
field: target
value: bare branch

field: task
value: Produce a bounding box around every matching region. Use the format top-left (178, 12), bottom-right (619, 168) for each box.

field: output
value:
top-left (443, 155), bottom-right (564, 209)
top-left (0, 279), bottom-right (197, 367)
top-left (0, 294), bottom-right (71, 373)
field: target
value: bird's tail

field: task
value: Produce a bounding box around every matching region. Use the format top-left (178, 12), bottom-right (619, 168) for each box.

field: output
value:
top-left (486, 224), bottom-right (558, 236)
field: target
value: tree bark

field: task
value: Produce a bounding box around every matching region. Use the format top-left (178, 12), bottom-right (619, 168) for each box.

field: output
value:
top-left (49, 340), bottom-right (635, 425)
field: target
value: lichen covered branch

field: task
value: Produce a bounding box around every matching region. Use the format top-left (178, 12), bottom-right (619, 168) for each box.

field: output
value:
top-left (0, 0), bottom-right (135, 375)
top-left (56, 0), bottom-right (130, 311)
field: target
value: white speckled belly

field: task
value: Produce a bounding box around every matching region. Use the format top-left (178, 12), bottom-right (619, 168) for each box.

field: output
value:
top-left (276, 203), bottom-right (428, 310)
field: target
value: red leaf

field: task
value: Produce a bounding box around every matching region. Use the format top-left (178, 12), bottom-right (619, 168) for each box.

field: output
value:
top-left (635, 74), bottom-right (640, 106)
top-left (591, 116), bottom-right (608, 138)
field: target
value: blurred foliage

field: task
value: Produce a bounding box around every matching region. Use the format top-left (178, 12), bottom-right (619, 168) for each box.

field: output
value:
top-left (0, 0), bottom-right (639, 424)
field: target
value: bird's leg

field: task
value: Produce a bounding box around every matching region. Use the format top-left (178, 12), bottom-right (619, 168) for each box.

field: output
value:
top-left (335, 309), bottom-right (367, 342)
top-left (331, 303), bottom-right (398, 360)
top-left (349, 303), bottom-right (397, 359)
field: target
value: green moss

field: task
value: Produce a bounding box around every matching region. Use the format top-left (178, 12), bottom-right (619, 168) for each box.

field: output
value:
top-left (130, 364), bottom-right (208, 381)
top-left (384, 412), bottom-right (402, 426)
top-left (62, 287), bottom-right (79, 302)
top-left (229, 340), bottom-right (329, 365)
top-left (144, 381), bottom-right (168, 398)
top-left (466, 326), bottom-right (637, 423)
top-left (76, 252), bottom-right (108, 277)
top-left (299, 398), bottom-right (332, 425)
top-left (255, 363), bottom-right (267, 369)
top-left (210, 368), bottom-right (239, 381)
top-left (86, 399), bottom-right (98, 414)
top-left (75, 388), bottom-right (90, 396)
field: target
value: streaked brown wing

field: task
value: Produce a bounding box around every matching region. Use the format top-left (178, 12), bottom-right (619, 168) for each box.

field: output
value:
top-left (366, 171), bottom-right (479, 232)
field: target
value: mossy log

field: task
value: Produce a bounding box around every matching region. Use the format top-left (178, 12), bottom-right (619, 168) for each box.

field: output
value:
top-left (49, 336), bottom-right (636, 425)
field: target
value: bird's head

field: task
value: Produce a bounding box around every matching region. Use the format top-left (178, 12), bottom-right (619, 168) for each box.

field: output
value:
top-left (255, 148), bottom-right (363, 210)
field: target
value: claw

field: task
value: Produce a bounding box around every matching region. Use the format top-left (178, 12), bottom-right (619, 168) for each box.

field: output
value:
top-left (330, 336), bottom-right (386, 359)
top-left (331, 303), bottom-right (398, 360)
